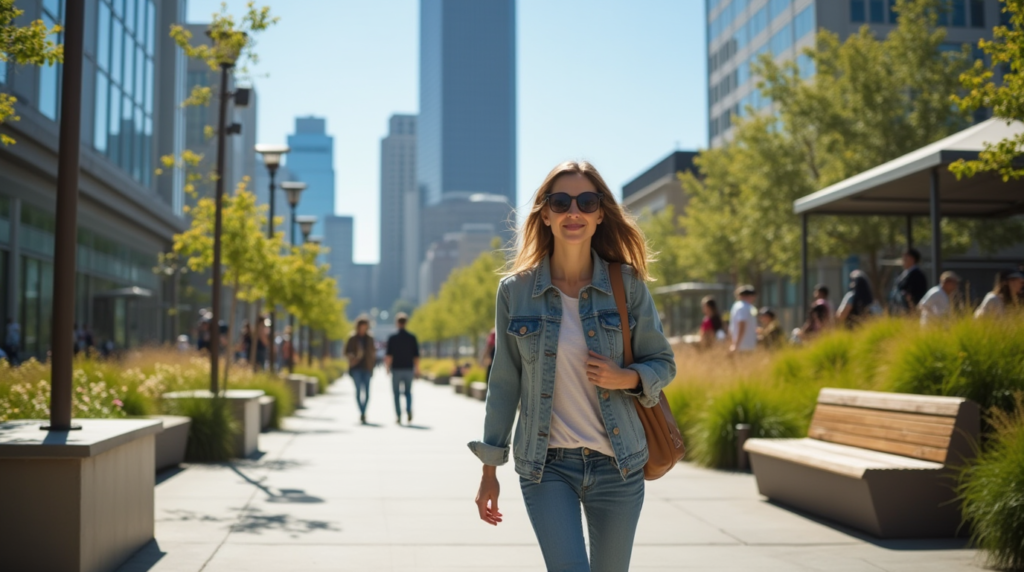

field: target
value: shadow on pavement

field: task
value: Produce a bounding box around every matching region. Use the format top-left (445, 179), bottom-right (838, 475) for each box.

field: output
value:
top-left (401, 424), bottom-right (431, 430)
top-left (228, 462), bottom-right (325, 504)
top-left (114, 539), bottom-right (167, 572)
top-left (231, 507), bottom-right (340, 536)
top-left (155, 466), bottom-right (186, 485)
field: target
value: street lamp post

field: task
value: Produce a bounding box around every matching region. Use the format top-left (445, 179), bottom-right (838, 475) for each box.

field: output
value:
top-left (281, 182), bottom-right (307, 372)
top-left (254, 144), bottom-right (290, 372)
top-left (295, 216), bottom-right (317, 365)
top-left (305, 235), bottom-right (323, 367)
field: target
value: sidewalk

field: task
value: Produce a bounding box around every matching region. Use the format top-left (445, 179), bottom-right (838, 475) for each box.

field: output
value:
top-left (117, 369), bottom-right (983, 572)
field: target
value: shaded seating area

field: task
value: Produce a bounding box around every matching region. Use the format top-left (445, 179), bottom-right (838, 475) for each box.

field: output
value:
top-left (744, 388), bottom-right (980, 538)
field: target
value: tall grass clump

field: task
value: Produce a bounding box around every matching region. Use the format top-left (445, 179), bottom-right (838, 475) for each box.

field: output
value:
top-left (236, 377), bottom-right (294, 429)
top-left (958, 394), bottom-right (1024, 571)
top-left (164, 396), bottom-right (237, 462)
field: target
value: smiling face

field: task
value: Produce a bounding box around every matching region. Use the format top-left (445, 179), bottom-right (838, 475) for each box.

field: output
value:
top-left (541, 173), bottom-right (604, 246)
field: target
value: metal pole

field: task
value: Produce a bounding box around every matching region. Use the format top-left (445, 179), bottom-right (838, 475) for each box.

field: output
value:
top-left (905, 215), bottom-right (913, 249)
top-left (266, 168), bottom-right (277, 373)
top-left (288, 203), bottom-right (297, 373)
top-left (46, 0), bottom-right (85, 431)
top-left (929, 168), bottom-right (941, 285)
top-left (306, 325), bottom-right (313, 366)
top-left (210, 63), bottom-right (232, 394)
top-left (800, 213), bottom-right (809, 322)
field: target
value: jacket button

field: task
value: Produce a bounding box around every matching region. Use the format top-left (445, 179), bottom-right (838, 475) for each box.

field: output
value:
top-left (623, 468), bottom-right (630, 475)
top-left (601, 391), bottom-right (609, 400)
top-left (613, 427), bottom-right (620, 435)
top-left (588, 330), bottom-right (595, 337)
top-left (519, 326), bottom-right (528, 335)
top-left (583, 448), bottom-right (590, 455)
top-left (582, 292), bottom-right (589, 299)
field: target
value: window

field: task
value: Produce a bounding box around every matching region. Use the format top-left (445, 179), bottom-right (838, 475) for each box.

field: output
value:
top-left (798, 53), bottom-right (815, 79)
top-left (769, 23), bottom-right (793, 55)
top-left (870, 0), bottom-right (885, 22)
top-left (769, 0), bottom-right (790, 21)
top-left (952, 0), bottom-right (966, 26)
top-left (133, 105), bottom-right (144, 180)
top-left (938, 1), bottom-right (949, 26)
top-left (795, 4), bottom-right (815, 40)
top-left (37, 0), bottom-right (62, 120)
top-left (98, 1), bottom-right (111, 71)
top-left (125, 0), bottom-right (135, 33)
top-left (108, 85), bottom-right (122, 161)
top-left (144, 60), bottom-right (153, 114)
top-left (888, 0), bottom-right (900, 22)
top-left (851, 0), bottom-right (866, 22)
top-left (146, 1), bottom-right (155, 55)
top-left (737, 59), bottom-right (750, 86)
top-left (748, 6), bottom-right (768, 40)
top-left (0, 58), bottom-right (5, 84)
top-left (111, 18), bottom-right (124, 84)
top-left (123, 42), bottom-right (134, 98)
top-left (970, 0), bottom-right (985, 27)
top-left (135, 44), bottom-right (145, 105)
top-left (94, 73), bottom-right (110, 152)
top-left (120, 93), bottom-right (133, 170)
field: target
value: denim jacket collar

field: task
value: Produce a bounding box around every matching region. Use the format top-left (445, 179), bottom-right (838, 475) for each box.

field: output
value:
top-left (532, 249), bottom-right (614, 298)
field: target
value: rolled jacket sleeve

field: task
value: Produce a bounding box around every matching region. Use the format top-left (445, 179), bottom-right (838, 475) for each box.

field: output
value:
top-left (468, 279), bottom-right (522, 466)
top-left (623, 273), bottom-right (676, 408)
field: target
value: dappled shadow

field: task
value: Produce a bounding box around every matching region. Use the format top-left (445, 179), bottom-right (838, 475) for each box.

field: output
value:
top-left (228, 462), bottom-right (324, 504)
top-left (155, 466), bottom-right (186, 485)
top-left (400, 424), bottom-right (432, 431)
top-left (275, 428), bottom-right (349, 436)
top-left (232, 458), bottom-right (307, 472)
top-left (159, 508), bottom-right (239, 525)
top-left (112, 539), bottom-right (167, 572)
top-left (231, 506), bottom-right (339, 536)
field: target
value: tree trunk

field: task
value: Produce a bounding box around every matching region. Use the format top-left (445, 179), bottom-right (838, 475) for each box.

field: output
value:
top-left (250, 299), bottom-right (261, 371)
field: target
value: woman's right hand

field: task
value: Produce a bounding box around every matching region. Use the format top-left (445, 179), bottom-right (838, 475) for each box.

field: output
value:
top-left (475, 465), bottom-right (502, 526)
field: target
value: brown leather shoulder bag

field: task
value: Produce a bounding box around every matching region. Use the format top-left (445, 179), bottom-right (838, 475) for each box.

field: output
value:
top-left (609, 262), bottom-right (685, 480)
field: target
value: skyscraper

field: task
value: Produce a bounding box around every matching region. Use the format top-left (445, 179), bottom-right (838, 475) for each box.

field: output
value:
top-left (324, 215), bottom-right (375, 319)
top-left (287, 116), bottom-right (335, 237)
top-left (707, 0), bottom-right (1002, 148)
top-left (418, 0), bottom-right (517, 207)
top-left (378, 114), bottom-right (417, 312)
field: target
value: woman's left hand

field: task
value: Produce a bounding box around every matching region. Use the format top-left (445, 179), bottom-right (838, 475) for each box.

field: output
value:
top-left (586, 351), bottom-right (641, 390)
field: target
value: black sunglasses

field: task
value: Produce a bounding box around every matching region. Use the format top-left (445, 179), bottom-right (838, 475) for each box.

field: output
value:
top-left (545, 192), bottom-right (602, 214)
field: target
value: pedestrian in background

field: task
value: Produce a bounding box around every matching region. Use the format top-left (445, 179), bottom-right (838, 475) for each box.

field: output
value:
top-left (890, 248), bottom-right (928, 313)
top-left (345, 316), bottom-right (376, 424)
top-left (4, 318), bottom-right (19, 365)
top-left (975, 270), bottom-right (1023, 318)
top-left (793, 302), bottom-right (830, 343)
top-left (482, 328), bottom-right (497, 382)
top-left (757, 307), bottom-right (782, 349)
top-left (838, 270), bottom-right (876, 328)
top-left (813, 284), bottom-right (834, 326)
top-left (729, 285), bottom-right (758, 352)
top-left (385, 312), bottom-right (420, 425)
top-left (919, 271), bottom-right (961, 326)
top-left (698, 295), bottom-right (725, 349)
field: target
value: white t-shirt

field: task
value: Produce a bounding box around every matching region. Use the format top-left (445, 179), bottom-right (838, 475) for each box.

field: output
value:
top-left (919, 286), bottom-right (950, 325)
top-left (729, 300), bottom-right (758, 351)
top-left (975, 292), bottom-right (1004, 318)
top-left (549, 292), bottom-right (614, 456)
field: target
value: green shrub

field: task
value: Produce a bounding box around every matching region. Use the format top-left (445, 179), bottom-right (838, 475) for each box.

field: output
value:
top-left (164, 396), bottom-right (237, 462)
top-left (293, 366), bottom-right (330, 393)
top-left (958, 395), bottom-right (1024, 571)
top-left (465, 366), bottom-right (487, 383)
top-left (687, 382), bottom-right (804, 469)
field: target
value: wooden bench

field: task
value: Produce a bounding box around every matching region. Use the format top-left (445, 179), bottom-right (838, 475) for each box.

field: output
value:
top-left (743, 388), bottom-right (980, 538)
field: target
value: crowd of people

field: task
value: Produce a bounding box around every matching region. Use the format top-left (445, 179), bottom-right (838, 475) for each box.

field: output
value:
top-left (695, 247), bottom-right (1024, 352)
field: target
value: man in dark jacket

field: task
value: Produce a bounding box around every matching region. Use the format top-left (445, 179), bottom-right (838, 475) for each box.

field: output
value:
top-left (385, 313), bottom-right (420, 425)
top-left (890, 248), bottom-right (928, 313)
top-left (345, 317), bottom-right (376, 424)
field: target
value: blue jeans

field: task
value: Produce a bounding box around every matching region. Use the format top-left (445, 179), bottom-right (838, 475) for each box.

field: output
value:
top-left (350, 369), bottom-right (372, 415)
top-left (391, 369), bottom-right (414, 417)
top-left (520, 447), bottom-right (644, 572)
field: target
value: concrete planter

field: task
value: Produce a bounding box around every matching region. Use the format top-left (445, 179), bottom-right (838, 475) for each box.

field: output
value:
top-left (258, 395), bottom-right (277, 431)
top-left (452, 377), bottom-right (465, 394)
top-left (432, 374), bottom-right (451, 386)
top-left (0, 418), bottom-right (163, 572)
top-left (150, 415), bottom-right (191, 472)
top-left (286, 374), bottom-right (307, 409)
top-left (469, 382), bottom-right (488, 401)
top-left (305, 377), bottom-right (319, 397)
top-left (162, 390), bottom-right (265, 458)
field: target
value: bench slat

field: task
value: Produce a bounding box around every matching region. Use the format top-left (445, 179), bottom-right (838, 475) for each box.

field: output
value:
top-left (818, 388), bottom-right (966, 416)
top-left (809, 429), bottom-right (949, 462)
top-left (809, 419), bottom-right (952, 449)
top-left (813, 405), bottom-right (956, 437)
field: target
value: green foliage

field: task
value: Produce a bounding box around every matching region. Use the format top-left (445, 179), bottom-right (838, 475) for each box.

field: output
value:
top-left (958, 393), bottom-right (1024, 571)
top-left (165, 396), bottom-right (237, 462)
top-left (638, 205), bottom-right (689, 288)
top-left (464, 366), bottom-right (487, 384)
top-left (951, 0), bottom-right (1024, 181)
top-left (0, 0), bottom-right (64, 144)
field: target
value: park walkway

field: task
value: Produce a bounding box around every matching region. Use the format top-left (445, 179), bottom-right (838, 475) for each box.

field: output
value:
top-left (117, 370), bottom-right (984, 572)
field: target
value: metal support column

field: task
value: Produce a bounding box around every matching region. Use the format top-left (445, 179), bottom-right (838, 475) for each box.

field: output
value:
top-left (800, 213), bottom-right (809, 320)
top-left (929, 168), bottom-right (941, 285)
top-left (905, 215), bottom-right (913, 249)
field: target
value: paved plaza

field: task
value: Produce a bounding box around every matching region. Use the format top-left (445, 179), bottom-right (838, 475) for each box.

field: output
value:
top-left (116, 370), bottom-right (985, 572)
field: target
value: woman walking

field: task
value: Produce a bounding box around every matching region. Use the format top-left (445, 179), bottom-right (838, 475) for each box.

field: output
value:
top-left (469, 161), bottom-right (676, 572)
top-left (975, 270), bottom-right (1024, 318)
top-left (698, 295), bottom-right (725, 349)
top-left (837, 270), bottom-right (876, 328)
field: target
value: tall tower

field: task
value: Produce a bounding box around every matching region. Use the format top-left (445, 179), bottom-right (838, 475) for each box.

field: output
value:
top-left (378, 115), bottom-right (417, 311)
top-left (418, 0), bottom-right (517, 208)
top-left (286, 116), bottom-right (335, 237)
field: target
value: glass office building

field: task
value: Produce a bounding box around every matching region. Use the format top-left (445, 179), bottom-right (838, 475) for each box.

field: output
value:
top-left (706, 0), bottom-right (1004, 147)
top-left (418, 0), bottom-right (517, 207)
top-left (286, 117), bottom-right (336, 239)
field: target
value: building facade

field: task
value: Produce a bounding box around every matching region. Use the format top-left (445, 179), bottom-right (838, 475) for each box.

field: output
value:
top-left (707, 0), bottom-right (1004, 147)
top-left (418, 0), bottom-right (516, 207)
top-left (286, 116), bottom-right (335, 238)
top-left (0, 0), bottom-right (188, 359)
top-left (324, 215), bottom-right (375, 319)
top-left (378, 114), bottom-right (417, 312)
top-left (418, 225), bottom-right (497, 302)
top-left (621, 151), bottom-right (698, 217)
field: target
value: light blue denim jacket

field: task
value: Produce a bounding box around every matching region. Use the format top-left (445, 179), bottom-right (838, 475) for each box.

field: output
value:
top-left (468, 251), bottom-right (677, 483)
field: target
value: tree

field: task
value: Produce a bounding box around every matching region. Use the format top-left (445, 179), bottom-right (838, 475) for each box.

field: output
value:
top-left (0, 0), bottom-right (63, 145)
top-left (951, 0), bottom-right (1024, 181)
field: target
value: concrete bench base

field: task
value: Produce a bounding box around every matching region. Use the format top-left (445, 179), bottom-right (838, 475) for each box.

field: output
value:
top-left (469, 381), bottom-right (487, 401)
top-left (305, 378), bottom-right (319, 397)
top-left (258, 396), bottom-right (277, 431)
top-left (286, 375), bottom-right (307, 409)
top-left (162, 390), bottom-right (265, 458)
top-left (452, 377), bottom-right (465, 394)
top-left (150, 415), bottom-right (191, 472)
top-left (0, 419), bottom-right (162, 572)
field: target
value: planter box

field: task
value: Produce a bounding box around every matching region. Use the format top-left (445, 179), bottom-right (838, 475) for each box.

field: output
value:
top-left (286, 374), bottom-right (307, 409)
top-left (432, 374), bottom-right (451, 386)
top-left (150, 415), bottom-right (191, 472)
top-left (305, 377), bottom-right (318, 397)
top-left (0, 418), bottom-right (162, 572)
top-left (162, 390), bottom-right (265, 459)
top-left (469, 382), bottom-right (488, 401)
top-left (258, 396), bottom-right (276, 431)
top-left (452, 377), bottom-right (465, 394)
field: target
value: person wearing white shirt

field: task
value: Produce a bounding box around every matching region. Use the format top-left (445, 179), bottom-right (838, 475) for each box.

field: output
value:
top-left (919, 271), bottom-right (960, 326)
top-left (729, 285), bottom-right (759, 352)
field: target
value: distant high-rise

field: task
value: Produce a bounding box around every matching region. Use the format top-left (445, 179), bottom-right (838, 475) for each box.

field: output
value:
top-left (324, 215), bottom-right (375, 319)
top-left (378, 115), bottom-right (417, 312)
top-left (418, 0), bottom-right (516, 207)
top-left (287, 117), bottom-right (335, 237)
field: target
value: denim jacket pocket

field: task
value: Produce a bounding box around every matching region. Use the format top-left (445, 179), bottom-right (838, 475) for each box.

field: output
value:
top-left (597, 311), bottom-right (637, 362)
top-left (508, 317), bottom-right (543, 364)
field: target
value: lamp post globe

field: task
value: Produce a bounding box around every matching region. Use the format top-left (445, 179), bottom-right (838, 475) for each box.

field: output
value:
top-left (254, 143), bottom-right (290, 372)
top-left (297, 216), bottom-right (318, 242)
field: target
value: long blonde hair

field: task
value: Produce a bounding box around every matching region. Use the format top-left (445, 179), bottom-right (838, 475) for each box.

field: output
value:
top-left (505, 161), bottom-right (653, 281)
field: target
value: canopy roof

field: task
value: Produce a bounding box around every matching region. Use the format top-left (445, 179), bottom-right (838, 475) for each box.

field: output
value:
top-left (794, 119), bottom-right (1024, 218)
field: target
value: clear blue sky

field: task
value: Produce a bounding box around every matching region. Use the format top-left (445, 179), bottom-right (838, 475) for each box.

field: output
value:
top-left (187, 0), bottom-right (707, 264)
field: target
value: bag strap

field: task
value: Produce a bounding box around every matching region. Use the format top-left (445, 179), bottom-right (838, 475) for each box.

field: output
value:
top-left (608, 262), bottom-right (633, 366)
